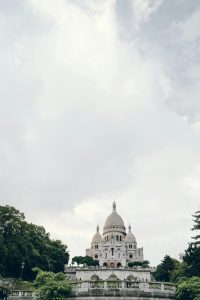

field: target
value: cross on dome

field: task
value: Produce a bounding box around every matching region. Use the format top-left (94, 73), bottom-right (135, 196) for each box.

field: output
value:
top-left (113, 200), bottom-right (116, 212)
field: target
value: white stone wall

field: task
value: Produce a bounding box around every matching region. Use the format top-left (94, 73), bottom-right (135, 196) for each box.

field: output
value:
top-left (76, 268), bottom-right (151, 282)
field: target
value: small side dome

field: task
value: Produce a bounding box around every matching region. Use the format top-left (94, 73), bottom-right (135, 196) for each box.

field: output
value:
top-left (125, 225), bottom-right (136, 243)
top-left (92, 225), bottom-right (102, 243)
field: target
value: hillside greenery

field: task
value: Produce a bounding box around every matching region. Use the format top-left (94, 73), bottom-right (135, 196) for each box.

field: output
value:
top-left (0, 205), bottom-right (69, 280)
top-left (72, 255), bottom-right (99, 266)
top-left (33, 268), bottom-right (71, 299)
top-left (154, 208), bottom-right (200, 300)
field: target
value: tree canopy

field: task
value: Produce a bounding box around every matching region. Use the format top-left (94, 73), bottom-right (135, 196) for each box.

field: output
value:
top-left (176, 277), bottom-right (200, 300)
top-left (154, 208), bottom-right (200, 299)
top-left (128, 260), bottom-right (150, 268)
top-left (0, 205), bottom-right (69, 280)
top-left (72, 256), bottom-right (99, 266)
top-left (191, 210), bottom-right (200, 245)
top-left (33, 268), bottom-right (71, 299)
top-left (154, 255), bottom-right (179, 282)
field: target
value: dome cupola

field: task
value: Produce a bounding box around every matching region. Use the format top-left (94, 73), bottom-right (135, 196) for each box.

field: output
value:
top-left (104, 201), bottom-right (125, 227)
top-left (103, 202), bottom-right (126, 236)
top-left (125, 225), bottom-right (136, 243)
top-left (92, 225), bottom-right (102, 244)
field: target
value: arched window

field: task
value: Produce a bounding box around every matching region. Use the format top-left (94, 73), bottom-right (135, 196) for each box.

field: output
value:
top-left (90, 275), bottom-right (100, 281)
top-left (111, 248), bottom-right (114, 256)
top-left (108, 274), bottom-right (119, 280)
top-left (103, 262), bottom-right (108, 267)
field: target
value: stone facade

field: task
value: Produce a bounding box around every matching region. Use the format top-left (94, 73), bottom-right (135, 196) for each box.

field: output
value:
top-left (86, 202), bottom-right (143, 267)
top-left (75, 267), bottom-right (152, 281)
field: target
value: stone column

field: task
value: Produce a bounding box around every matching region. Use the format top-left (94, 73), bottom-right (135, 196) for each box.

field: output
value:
top-left (104, 281), bottom-right (107, 289)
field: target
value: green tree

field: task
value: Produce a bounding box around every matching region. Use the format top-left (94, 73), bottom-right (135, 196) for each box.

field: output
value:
top-left (170, 261), bottom-right (188, 283)
top-left (128, 261), bottom-right (142, 267)
top-left (176, 277), bottom-right (200, 300)
top-left (72, 256), bottom-right (99, 266)
top-left (154, 255), bottom-right (178, 282)
top-left (128, 260), bottom-right (150, 268)
top-left (192, 209), bottom-right (200, 245)
top-left (84, 256), bottom-right (99, 266)
top-left (182, 243), bottom-right (200, 277)
top-left (72, 256), bottom-right (84, 265)
top-left (181, 208), bottom-right (200, 277)
top-left (0, 205), bottom-right (69, 280)
top-left (33, 269), bottom-right (71, 299)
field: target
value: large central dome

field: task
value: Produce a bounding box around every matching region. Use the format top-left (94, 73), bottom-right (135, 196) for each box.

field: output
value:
top-left (104, 201), bottom-right (125, 227)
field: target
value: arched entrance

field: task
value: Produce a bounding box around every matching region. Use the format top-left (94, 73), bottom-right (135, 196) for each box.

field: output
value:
top-left (127, 275), bottom-right (137, 281)
top-left (110, 262), bottom-right (115, 268)
top-left (90, 275), bottom-right (100, 281)
top-left (117, 262), bottom-right (121, 267)
top-left (108, 274), bottom-right (119, 280)
top-left (103, 262), bottom-right (108, 267)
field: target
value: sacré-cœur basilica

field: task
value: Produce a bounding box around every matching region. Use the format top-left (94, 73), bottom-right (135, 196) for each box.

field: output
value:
top-left (86, 201), bottom-right (143, 268)
top-left (65, 202), bottom-right (176, 298)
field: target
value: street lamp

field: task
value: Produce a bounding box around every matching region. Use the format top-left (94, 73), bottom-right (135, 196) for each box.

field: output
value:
top-left (20, 262), bottom-right (25, 279)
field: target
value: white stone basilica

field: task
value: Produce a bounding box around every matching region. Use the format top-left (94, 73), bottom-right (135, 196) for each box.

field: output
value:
top-left (86, 201), bottom-right (143, 268)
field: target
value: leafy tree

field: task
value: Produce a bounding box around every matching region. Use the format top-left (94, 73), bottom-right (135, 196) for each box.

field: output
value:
top-left (181, 208), bottom-right (200, 277)
top-left (0, 205), bottom-right (69, 280)
top-left (72, 256), bottom-right (99, 266)
top-left (191, 209), bottom-right (200, 245)
top-left (176, 277), bottom-right (200, 300)
top-left (128, 260), bottom-right (150, 268)
top-left (142, 260), bottom-right (150, 268)
top-left (154, 255), bottom-right (178, 282)
top-left (170, 261), bottom-right (188, 283)
top-left (33, 269), bottom-right (71, 299)
top-left (84, 256), bottom-right (99, 266)
top-left (182, 243), bottom-right (200, 277)
top-left (72, 256), bottom-right (84, 265)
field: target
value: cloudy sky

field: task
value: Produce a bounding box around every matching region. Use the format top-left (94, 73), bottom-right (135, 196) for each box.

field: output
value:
top-left (1, 0), bottom-right (200, 265)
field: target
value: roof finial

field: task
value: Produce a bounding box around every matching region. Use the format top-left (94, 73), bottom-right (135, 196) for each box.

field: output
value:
top-left (128, 224), bottom-right (131, 233)
top-left (113, 200), bottom-right (116, 212)
top-left (97, 225), bottom-right (99, 232)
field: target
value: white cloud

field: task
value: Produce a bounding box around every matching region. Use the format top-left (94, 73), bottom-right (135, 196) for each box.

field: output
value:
top-left (131, 0), bottom-right (163, 31)
top-left (0, 0), bottom-right (200, 265)
top-left (179, 9), bottom-right (200, 42)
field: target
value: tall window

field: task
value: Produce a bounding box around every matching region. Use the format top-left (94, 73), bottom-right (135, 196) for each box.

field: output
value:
top-left (111, 248), bottom-right (114, 256)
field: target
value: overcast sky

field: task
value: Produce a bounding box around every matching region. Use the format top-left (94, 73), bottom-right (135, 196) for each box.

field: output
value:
top-left (1, 0), bottom-right (200, 265)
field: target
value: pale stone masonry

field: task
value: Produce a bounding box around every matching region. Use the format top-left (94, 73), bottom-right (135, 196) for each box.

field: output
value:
top-left (86, 201), bottom-right (143, 267)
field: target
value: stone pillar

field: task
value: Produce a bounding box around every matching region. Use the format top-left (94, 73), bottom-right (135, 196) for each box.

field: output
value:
top-left (121, 281), bottom-right (125, 289)
top-left (104, 281), bottom-right (107, 289)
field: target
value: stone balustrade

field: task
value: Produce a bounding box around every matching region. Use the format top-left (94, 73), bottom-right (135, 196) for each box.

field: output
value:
top-left (8, 280), bottom-right (176, 299)
top-left (71, 280), bottom-right (175, 292)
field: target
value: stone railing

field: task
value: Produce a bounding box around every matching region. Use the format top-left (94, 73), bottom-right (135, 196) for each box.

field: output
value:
top-left (8, 280), bottom-right (176, 299)
top-left (70, 280), bottom-right (176, 293)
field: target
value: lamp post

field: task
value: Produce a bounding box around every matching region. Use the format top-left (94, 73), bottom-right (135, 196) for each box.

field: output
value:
top-left (20, 262), bottom-right (25, 279)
